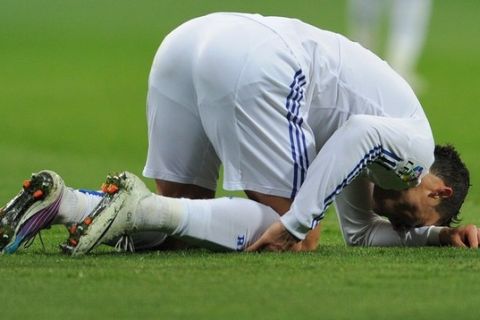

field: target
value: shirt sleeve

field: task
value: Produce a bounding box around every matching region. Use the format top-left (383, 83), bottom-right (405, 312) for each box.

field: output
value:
top-left (280, 114), bottom-right (435, 240)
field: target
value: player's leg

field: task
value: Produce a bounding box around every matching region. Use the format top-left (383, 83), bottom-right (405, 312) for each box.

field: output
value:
top-left (148, 179), bottom-right (215, 250)
top-left (386, 0), bottom-right (432, 88)
top-left (143, 16), bottom-right (221, 194)
top-left (130, 18), bottom-right (223, 251)
top-left (64, 172), bottom-right (281, 254)
top-left (65, 172), bottom-right (325, 254)
top-left (150, 183), bottom-right (320, 252)
top-left (348, 0), bottom-right (383, 51)
top-left (127, 118), bottom-right (218, 252)
top-left (167, 196), bottom-right (280, 251)
top-left (155, 180), bottom-right (214, 199)
top-left (154, 183), bottom-right (320, 251)
top-left (0, 169), bottom-right (203, 253)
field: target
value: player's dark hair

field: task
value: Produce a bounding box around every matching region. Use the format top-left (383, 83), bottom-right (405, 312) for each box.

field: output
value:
top-left (430, 144), bottom-right (470, 226)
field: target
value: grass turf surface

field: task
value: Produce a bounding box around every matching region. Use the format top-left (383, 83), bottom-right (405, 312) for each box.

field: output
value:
top-left (1, 1), bottom-right (480, 319)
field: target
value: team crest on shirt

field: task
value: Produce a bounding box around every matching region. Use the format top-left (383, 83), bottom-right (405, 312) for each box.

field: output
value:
top-left (396, 161), bottom-right (424, 183)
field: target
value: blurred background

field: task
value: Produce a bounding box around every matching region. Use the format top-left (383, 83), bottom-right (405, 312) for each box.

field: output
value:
top-left (1, 0), bottom-right (479, 218)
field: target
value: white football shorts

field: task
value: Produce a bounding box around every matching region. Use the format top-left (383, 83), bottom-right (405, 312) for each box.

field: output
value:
top-left (143, 13), bottom-right (316, 198)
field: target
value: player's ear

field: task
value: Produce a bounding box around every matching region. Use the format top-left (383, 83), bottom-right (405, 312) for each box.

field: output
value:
top-left (429, 187), bottom-right (453, 199)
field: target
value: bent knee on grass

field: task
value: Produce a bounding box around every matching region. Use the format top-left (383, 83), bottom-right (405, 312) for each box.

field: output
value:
top-left (245, 190), bottom-right (292, 215)
top-left (155, 180), bottom-right (215, 199)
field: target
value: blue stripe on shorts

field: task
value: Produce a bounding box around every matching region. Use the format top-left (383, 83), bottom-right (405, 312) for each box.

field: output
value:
top-left (285, 69), bottom-right (308, 198)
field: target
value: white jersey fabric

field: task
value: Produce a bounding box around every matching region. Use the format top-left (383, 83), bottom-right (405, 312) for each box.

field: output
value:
top-left (144, 13), bottom-right (440, 246)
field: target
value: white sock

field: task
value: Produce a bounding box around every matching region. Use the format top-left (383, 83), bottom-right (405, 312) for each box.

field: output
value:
top-left (135, 196), bottom-right (280, 251)
top-left (54, 188), bottom-right (103, 225)
top-left (134, 195), bottom-right (186, 233)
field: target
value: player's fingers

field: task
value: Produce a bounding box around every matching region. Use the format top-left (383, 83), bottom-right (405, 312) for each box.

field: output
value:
top-left (245, 237), bottom-right (268, 252)
top-left (451, 233), bottom-right (468, 248)
top-left (245, 241), bottom-right (262, 252)
top-left (466, 225), bottom-right (478, 248)
top-left (292, 241), bottom-right (304, 252)
top-left (247, 236), bottom-right (289, 252)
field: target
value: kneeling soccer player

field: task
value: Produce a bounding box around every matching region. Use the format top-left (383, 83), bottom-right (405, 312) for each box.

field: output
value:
top-left (0, 13), bottom-right (475, 254)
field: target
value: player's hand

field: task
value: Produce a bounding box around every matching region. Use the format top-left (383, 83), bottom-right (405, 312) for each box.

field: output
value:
top-left (439, 224), bottom-right (480, 248)
top-left (246, 221), bottom-right (301, 252)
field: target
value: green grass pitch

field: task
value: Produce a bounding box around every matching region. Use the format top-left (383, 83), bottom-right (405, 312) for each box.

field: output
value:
top-left (1, 1), bottom-right (480, 319)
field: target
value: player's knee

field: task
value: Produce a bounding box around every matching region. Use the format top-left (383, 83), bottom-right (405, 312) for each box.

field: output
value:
top-left (341, 115), bottom-right (380, 143)
top-left (155, 180), bottom-right (214, 199)
top-left (245, 190), bottom-right (292, 215)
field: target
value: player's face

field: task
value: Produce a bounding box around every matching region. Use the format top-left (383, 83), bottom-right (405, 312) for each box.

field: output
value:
top-left (372, 174), bottom-right (448, 231)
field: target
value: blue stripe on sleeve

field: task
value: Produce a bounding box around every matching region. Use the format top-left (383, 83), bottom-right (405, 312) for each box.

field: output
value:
top-left (310, 146), bottom-right (402, 227)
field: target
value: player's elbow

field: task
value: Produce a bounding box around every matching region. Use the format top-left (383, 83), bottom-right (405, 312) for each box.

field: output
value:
top-left (341, 115), bottom-right (381, 145)
top-left (343, 115), bottom-right (379, 134)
